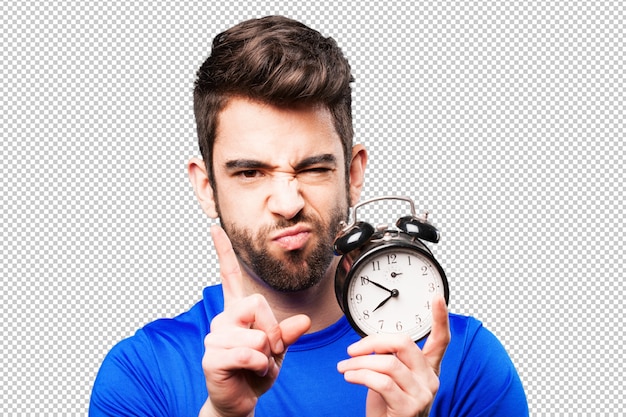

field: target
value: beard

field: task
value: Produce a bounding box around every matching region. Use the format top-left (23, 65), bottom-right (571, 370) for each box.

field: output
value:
top-left (221, 206), bottom-right (348, 293)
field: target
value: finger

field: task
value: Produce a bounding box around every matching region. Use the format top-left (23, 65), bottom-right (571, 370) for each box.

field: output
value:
top-left (342, 368), bottom-right (405, 403)
top-left (211, 224), bottom-right (245, 308)
top-left (273, 314), bottom-right (311, 367)
top-left (343, 334), bottom-right (423, 375)
top-left (211, 294), bottom-right (284, 354)
top-left (205, 326), bottom-right (274, 358)
top-left (346, 333), bottom-right (414, 358)
top-left (279, 314), bottom-right (311, 348)
top-left (338, 353), bottom-right (414, 386)
top-left (203, 344), bottom-right (275, 378)
top-left (421, 294), bottom-right (451, 375)
top-left (342, 367), bottom-right (435, 414)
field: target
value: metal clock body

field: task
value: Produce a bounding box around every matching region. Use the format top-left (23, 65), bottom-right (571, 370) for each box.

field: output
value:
top-left (334, 196), bottom-right (449, 342)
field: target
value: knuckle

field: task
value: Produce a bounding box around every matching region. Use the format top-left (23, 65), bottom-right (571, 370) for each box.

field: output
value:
top-left (204, 331), bottom-right (217, 347)
top-left (399, 333), bottom-right (413, 345)
top-left (232, 346), bottom-right (257, 366)
top-left (247, 293), bottom-right (267, 307)
top-left (210, 312), bottom-right (240, 332)
top-left (249, 329), bottom-right (271, 352)
top-left (378, 374), bottom-right (395, 392)
top-left (201, 348), bottom-right (218, 372)
top-left (385, 354), bottom-right (403, 372)
top-left (389, 333), bottom-right (414, 350)
top-left (428, 372), bottom-right (441, 392)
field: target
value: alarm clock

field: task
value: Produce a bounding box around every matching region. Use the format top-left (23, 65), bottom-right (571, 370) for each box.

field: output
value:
top-left (334, 196), bottom-right (449, 342)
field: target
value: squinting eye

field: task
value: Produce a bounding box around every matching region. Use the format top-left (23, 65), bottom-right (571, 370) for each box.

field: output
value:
top-left (301, 167), bottom-right (332, 175)
top-left (240, 170), bottom-right (259, 178)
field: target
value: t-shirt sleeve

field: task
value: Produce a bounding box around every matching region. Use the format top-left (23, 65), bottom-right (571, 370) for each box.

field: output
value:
top-left (89, 331), bottom-right (169, 417)
top-left (436, 317), bottom-right (529, 416)
top-left (89, 291), bottom-right (215, 416)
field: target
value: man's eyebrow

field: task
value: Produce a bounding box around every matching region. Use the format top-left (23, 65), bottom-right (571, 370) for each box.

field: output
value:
top-left (224, 154), bottom-right (338, 171)
top-left (224, 159), bottom-right (272, 171)
top-left (293, 154), bottom-right (338, 170)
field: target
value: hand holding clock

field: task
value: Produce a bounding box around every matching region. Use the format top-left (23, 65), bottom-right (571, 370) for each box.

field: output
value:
top-left (337, 295), bottom-right (450, 417)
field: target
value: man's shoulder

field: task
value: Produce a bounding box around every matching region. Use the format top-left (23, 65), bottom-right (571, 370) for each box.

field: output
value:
top-left (446, 312), bottom-right (507, 356)
top-left (435, 312), bottom-right (529, 415)
top-left (448, 311), bottom-right (482, 328)
top-left (121, 284), bottom-right (224, 348)
top-left (447, 312), bottom-right (485, 339)
top-left (90, 288), bottom-right (223, 416)
top-left (90, 285), bottom-right (225, 415)
top-left (96, 284), bottom-right (223, 371)
top-left (442, 312), bottom-right (520, 384)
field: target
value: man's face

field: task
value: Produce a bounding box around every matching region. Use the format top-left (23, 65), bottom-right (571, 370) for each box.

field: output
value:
top-left (211, 97), bottom-right (351, 292)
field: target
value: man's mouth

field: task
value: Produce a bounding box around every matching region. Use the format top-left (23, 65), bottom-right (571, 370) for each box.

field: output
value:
top-left (272, 226), bottom-right (312, 251)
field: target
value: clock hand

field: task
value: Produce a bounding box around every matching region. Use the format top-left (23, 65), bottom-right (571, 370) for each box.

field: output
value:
top-left (373, 294), bottom-right (392, 312)
top-left (390, 271), bottom-right (403, 278)
top-left (368, 279), bottom-right (393, 294)
top-left (372, 289), bottom-right (399, 312)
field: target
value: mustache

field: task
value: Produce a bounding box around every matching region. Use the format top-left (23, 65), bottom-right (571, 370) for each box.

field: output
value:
top-left (263, 207), bottom-right (347, 236)
top-left (221, 206), bottom-right (348, 240)
top-left (265, 211), bottom-right (319, 231)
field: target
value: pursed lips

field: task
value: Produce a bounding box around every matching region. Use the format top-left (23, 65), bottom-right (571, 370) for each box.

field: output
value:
top-left (271, 226), bottom-right (312, 251)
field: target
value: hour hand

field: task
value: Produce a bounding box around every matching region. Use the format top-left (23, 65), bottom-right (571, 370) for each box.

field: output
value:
top-left (372, 289), bottom-right (399, 312)
top-left (373, 294), bottom-right (392, 312)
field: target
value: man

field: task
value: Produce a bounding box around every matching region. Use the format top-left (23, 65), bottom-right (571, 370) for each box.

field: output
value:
top-left (90, 16), bottom-right (528, 416)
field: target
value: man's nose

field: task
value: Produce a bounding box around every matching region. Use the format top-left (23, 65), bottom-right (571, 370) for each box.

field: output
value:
top-left (267, 175), bottom-right (305, 220)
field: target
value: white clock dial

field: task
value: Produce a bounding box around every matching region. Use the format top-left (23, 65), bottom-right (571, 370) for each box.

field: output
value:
top-left (346, 247), bottom-right (446, 341)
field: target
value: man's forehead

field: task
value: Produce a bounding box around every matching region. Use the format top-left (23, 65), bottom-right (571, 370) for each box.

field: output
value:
top-left (212, 98), bottom-right (344, 164)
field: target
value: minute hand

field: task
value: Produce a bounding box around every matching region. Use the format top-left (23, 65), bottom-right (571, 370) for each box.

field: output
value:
top-left (368, 279), bottom-right (393, 294)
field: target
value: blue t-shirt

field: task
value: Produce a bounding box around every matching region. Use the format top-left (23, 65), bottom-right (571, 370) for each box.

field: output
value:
top-left (90, 285), bottom-right (528, 416)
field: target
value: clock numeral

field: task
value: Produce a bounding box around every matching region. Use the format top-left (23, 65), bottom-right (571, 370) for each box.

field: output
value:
top-left (428, 282), bottom-right (436, 292)
top-left (355, 293), bottom-right (363, 304)
top-left (415, 315), bottom-right (422, 325)
top-left (395, 321), bottom-right (403, 331)
top-left (372, 261), bottom-right (380, 271)
top-left (360, 276), bottom-right (370, 285)
top-left (421, 266), bottom-right (429, 276)
top-left (424, 300), bottom-right (431, 310)
top-left (387, 253), bottom-right (397, 264)
top-left (362, 310), bottom-right (370, 319)
top-left (407, 256), bottom-right (412, 266)
top-left (378, 320), bottom-right (384, 330)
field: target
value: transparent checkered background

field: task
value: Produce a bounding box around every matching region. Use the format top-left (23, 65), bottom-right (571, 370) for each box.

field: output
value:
top-left (2, 1), bottom-right (624, 415)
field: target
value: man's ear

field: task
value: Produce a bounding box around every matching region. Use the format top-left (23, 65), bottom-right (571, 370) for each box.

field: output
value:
top-left (348, 144), bottom-right (368, 206)
top-left (187, 157), bottom-right (219, 219)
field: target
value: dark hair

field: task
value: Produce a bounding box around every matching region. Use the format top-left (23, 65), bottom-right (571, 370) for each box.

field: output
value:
top-left (193, 15), bottom-right (354, 188)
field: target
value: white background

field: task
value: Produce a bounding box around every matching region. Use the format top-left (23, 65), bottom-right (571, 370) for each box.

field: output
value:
top-left (2, 1), bottom-right (624, 415)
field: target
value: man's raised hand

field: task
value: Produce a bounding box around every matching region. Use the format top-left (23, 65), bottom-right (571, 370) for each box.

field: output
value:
top-left (198, 225), bottom-right (310, 417)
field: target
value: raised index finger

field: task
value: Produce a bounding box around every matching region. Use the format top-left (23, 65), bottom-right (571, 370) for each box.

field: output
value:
top-left (211, 224), bottom-right (245, 308)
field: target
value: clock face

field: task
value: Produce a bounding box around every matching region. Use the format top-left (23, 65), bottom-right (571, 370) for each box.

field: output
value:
top-left (345, 246), bottom-right (447, 341)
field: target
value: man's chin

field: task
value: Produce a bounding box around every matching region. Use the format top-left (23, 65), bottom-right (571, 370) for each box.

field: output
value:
top-left (250, 255), bottom-right (329, 293)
